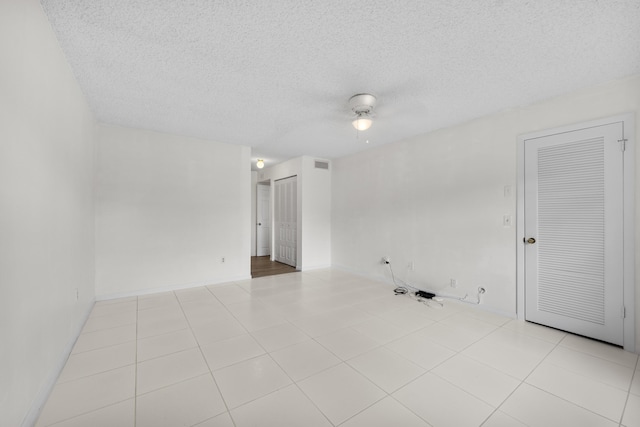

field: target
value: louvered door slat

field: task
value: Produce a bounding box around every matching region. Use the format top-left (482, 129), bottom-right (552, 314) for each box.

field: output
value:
top-left (536, 138), bottom-right (606, 324)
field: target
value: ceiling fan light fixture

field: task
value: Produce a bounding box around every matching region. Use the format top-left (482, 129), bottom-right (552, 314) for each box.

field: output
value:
top-left (349, 93), bottom-right (377, 131)
top-left (352, 113), bottom-right (373, 131)
top-left (256, 159), bottom-right (265, 169)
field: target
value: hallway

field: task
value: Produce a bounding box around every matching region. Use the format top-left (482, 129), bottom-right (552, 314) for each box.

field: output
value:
top-left (251, 256), bottom-right (297, 278)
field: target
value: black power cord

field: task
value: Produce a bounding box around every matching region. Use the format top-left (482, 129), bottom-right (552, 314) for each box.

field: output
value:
top-left (386, 262), bottom-right (444, 306)
top-left (394, 287), bottom-right (408, 295)
top-left (386, 260), bottom-right (485, 307)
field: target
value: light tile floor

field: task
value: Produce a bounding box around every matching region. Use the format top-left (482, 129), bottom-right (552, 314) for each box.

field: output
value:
top-left (36, 269), bottom-right (640, 427)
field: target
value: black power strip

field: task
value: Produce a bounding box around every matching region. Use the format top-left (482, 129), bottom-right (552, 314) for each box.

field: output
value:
top-left (415, 290), bottom-right (436, 299)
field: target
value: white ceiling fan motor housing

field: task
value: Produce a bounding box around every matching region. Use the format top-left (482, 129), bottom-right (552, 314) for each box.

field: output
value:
top-left (349, 93), bottom-right (377, 115)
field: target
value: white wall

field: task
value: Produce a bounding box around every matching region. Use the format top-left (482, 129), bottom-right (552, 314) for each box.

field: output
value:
top-left (258, 156), bottom-right (332, 270)
top-left (0, 1), bottom-right (96, 425)
top-left (332, 74), bottom-right (640, 335)
top-left (95, 124), bottom-right (251, 298)
top-left (300, 157), bottom-right (332, 270)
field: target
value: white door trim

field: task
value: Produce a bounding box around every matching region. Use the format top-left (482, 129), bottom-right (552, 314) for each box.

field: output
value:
top-left (516, 113), bottom-right (635, 351)
top-left (256, 183), bottom-right (271, 256)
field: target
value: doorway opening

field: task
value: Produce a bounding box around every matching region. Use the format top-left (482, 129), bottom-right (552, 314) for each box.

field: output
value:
top-left (251, 177), bottom-right (299, 278)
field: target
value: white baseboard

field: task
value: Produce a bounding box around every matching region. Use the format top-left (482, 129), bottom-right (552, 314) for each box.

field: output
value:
top-left (21, 300), bottom-right (95, 427)
top-left (300, 263), bottom-right (331, 272)
top-left (95, 274), bottom-right (252, 301)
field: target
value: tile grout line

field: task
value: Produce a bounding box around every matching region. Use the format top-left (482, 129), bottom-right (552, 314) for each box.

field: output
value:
top-left (290, 382), bottom-right (338, 427)
top-left (177, 287), bottom-right (238, 427)
top-left (523, 382), bottom-right (626, 425)
top-left (69, 332), bottom-right (136, 356)
top-left (39, 299), bottom-right (138, 426)
top-left (43, 398), bottom-right (134, 427)
top-left (496, 331), bottom-right (625, 426)
top-left (475, 320), bottom-right (565, 426)
top-left (557, 336), bottom-right (638, 369)
top-left (134, 295), bottom-right (138, 427)
top-left (55, 347), bottom-right (137, 385)
top-left (135, 329), bottom-right (197, 363)
top-left (528, 333), bottom-right (636, 424)
top-left (383, 342), bottom-right (479, 425)
top-left (331, 298), bottom-right (487, 426)
top-left (89, 300), bottom-right (138, 318)
top-left (386, 394), bottom-right (435, 427)
top-left (251, 312), bottom-right (343, 424)
top-left (541, 349), bottom-right (638, 392)
top-left (284, 335), bottom-right (389, 427)
top-left (213, 281), bottom-right (387, 426)
top-left (75, 320), bottom-right (138, 340)
top-left (303, 303), bottom-right (440, 426)
top-left (617, 356), bottom-right (640, 426)
top-left (210, 281), bottom-right (322, 424)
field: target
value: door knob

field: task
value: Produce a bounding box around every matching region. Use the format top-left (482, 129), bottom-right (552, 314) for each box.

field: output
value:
top-left (525, 237), bottom-right (536, 244)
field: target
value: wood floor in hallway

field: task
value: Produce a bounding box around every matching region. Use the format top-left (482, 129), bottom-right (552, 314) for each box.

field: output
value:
top-left (251, 256), bottom-right (297, 278)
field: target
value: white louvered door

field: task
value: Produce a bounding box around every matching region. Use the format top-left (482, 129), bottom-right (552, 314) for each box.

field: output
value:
top-left (524, 123), bottom-right (624, 345)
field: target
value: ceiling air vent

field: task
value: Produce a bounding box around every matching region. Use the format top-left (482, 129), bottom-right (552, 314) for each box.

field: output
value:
top-left (314, 160), bottom-right (330, 170)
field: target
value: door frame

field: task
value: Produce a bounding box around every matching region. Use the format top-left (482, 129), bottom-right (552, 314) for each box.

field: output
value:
top-left (516, 113), bottom-right (635, 351)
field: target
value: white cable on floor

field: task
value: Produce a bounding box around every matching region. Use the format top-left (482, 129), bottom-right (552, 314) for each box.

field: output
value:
top-left (386, 262), bottom-right (485, 305)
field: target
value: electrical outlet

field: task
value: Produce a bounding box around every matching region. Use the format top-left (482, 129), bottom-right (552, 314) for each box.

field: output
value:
top-left (408, 261), bottom-right (414, 270)
top-left (450, 279), bottom-right (457, 288)
top-left (504, 185), bottom-right (512, 198)
top-left (221, 257), bottom-right (225, 263)
top-left (382, 256), bottom-right (390, 264)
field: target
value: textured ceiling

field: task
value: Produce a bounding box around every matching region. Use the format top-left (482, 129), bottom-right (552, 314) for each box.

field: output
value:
top-left (41, 1), bottom-right (640, 169)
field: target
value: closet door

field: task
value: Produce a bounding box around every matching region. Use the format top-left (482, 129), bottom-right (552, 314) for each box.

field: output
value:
top-left (524, 122), bottom-right (624, 345)
top-left (274, 176), bottom-right (297, 267)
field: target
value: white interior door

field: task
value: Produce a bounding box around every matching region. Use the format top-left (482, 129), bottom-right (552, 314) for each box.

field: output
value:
top-left (524, 122), bottom-right (625, 345)
top-left (256, 184), bottom-right (271, 257)
top-left (274, 176), bottom-right (297, 267)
